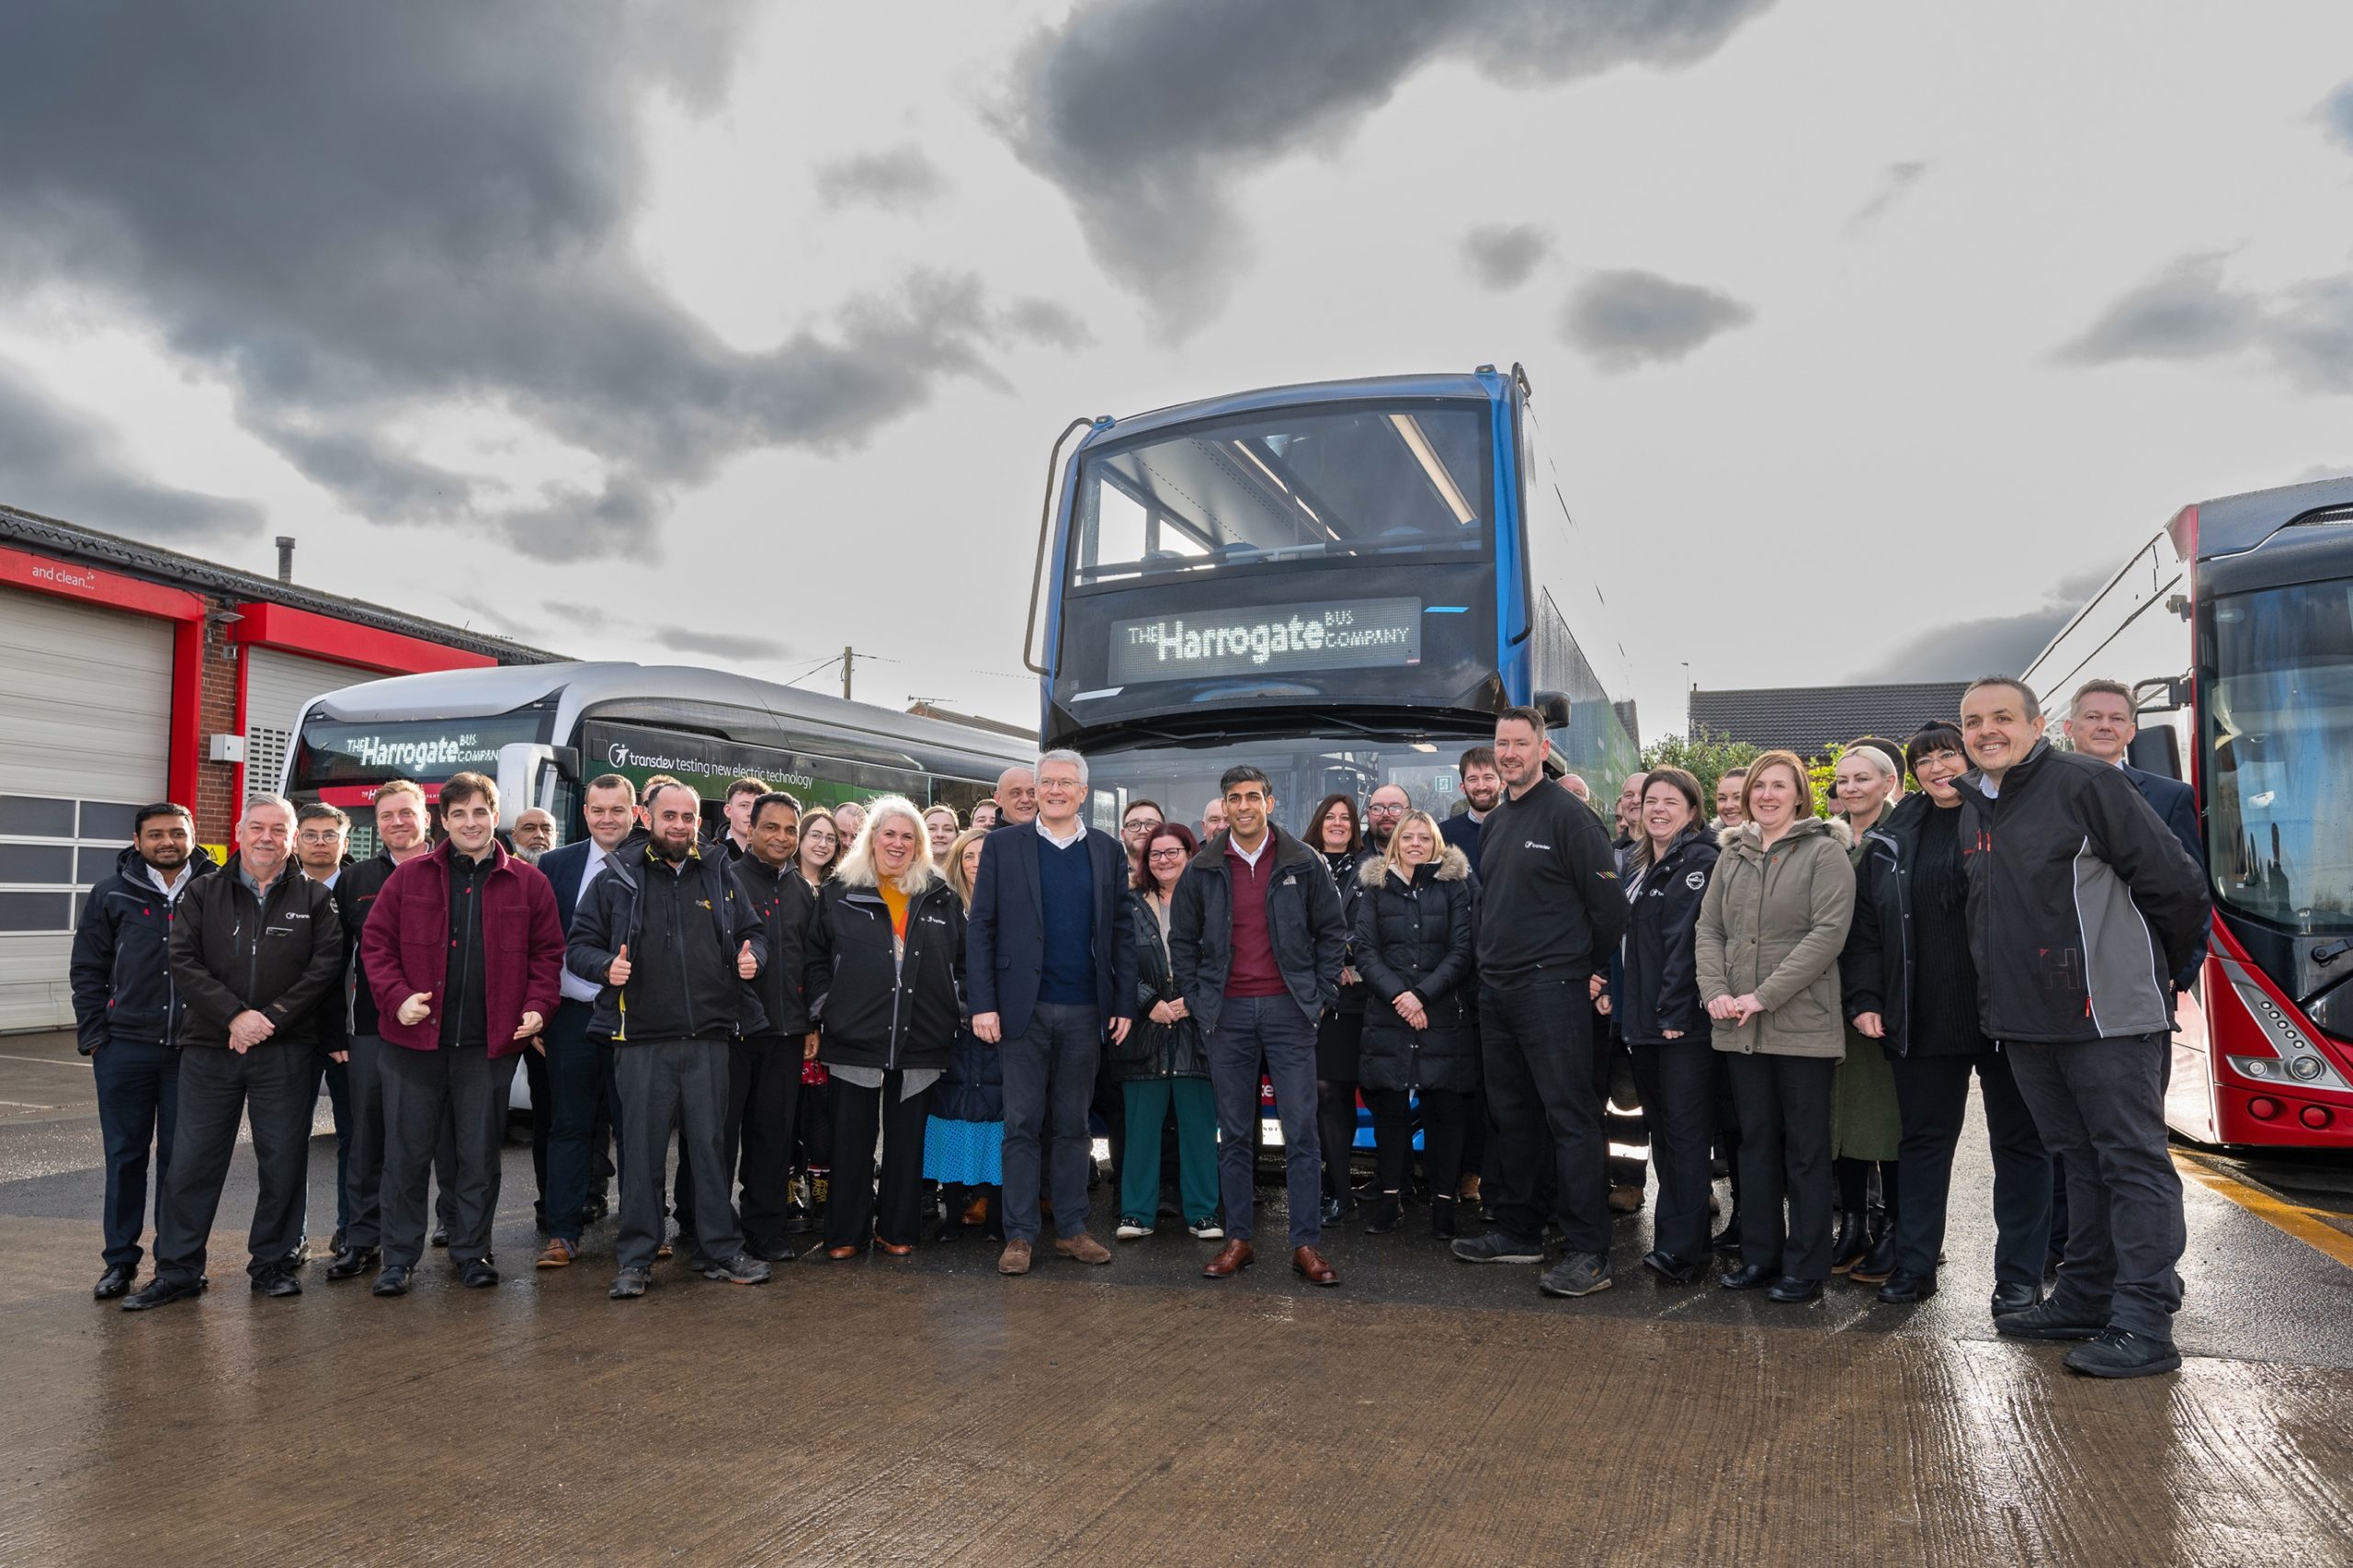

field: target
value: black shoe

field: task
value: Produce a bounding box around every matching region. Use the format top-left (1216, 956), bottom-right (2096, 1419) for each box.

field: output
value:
top-left (1710, 1213), bottom-right (1743, 1254)
top-left (1828, 1214), bottom-right (1867, 1275)
top-left (324, 1245), bottom-right (380, 1281)
top-left (2063, 1327), bottom-right (2182, 1379)
top-left (1767, 1275), bottom-right (1823, 1304)
top-left (459, 1260), bottom-right (498, 1289)
top-left (372, 1266), bottom-right (412, 1297)
top-left (330, 1228), bottom-right (347, 1255)
top-left (1876, 1267), bottom-right (1937, 1304)
top-left (583, 1193), bottom-right (611, 1223)
top-left (429, 1226), bottom-right (449, 1248)
top-left (1428, 1196), bottom-right (1458, 1239)
top-left (122, 1275), bottom-right (206, 1312)
top-left (701, 1251), bottom-right (772, 1285)
top-left (1642, 1249), bottom-right (1701, 1285)
top-left (748, 1242), bottom-right (799, 1263)
top-left (1719, 1262), bottom-right (1774, 1291)
top-left (252, 1269), bottom-right (302, 1299)
top-left (608, 1267), bottom-right (650, 1300)
top-left (1994, 1299), bottom-right (2104, 1341)
top-left (1538, 1252), bottom-right (1612, 1297)
top-left (1990, 1281), bottom-right (2043, 1318)
top-left (1848, 1230), bottom-right (1899, 1285)
top-left (1364, 1193), bottom-right (1403, 1234)
top-left (280, 1244), bottom-right (309, 1270)
top-left (1451, 1231), bottom-right (1545, 1265)
top-left (94, 1263), bottom-right (138, 1300)
top-left (779, 1205), bottom-right (811, 1235)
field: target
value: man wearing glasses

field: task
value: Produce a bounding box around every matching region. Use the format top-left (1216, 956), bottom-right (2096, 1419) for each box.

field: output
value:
top-left (1119, 800), bottom-right (1165, 870)
top-left (1364, 784), bottom-right (1412, 854)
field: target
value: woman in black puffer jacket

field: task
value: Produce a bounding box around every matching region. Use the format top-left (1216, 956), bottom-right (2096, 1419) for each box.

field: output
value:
top-left (1353, 811), bottom-right (1478, 1237)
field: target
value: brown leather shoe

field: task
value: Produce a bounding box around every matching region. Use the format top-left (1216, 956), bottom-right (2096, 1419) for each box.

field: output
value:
top-left (824, 1244), bottom-right (860, 1260)
top-left (1292, 1245), bottom-right (1338, 1286)
top-left (1608, 1185), bottom-right (1645, 1215)
top-left (535, 1237), bottom-right (578, 1269)
top-left (962, 1194), bottom-right (991, 1226)
top-left (875, 1239), bottom-right (915, 1257)
top-left (1202, 1239), bottom-right (1255, 1278)
top-left (997, 1239), bottom-right (1033, 1276)
top-left (1053, 1233), bottom-right (1112, 1266)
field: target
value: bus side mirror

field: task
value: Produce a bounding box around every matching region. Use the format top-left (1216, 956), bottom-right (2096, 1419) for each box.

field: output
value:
top-left (2131, 675), bottom-right (2190, 713)
top-left (494, 743), bottom-right (557, 830)
top-left (1533, 689), bottom-right (1574, 729)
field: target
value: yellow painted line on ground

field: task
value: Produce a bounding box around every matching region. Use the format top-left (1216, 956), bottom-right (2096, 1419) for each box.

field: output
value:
top-left (2178, 1154), bottom-right (2353, 1271)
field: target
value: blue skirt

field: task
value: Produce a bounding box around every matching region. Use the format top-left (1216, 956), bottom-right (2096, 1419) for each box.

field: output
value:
top-left (924, 1116), bottom-right (1004, 1185)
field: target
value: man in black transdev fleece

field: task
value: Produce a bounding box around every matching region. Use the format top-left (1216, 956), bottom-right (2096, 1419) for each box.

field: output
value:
top-left (1955, 676), bottom-right (2209, 1380)
top-left (1452, 705), bottom-right (1631, 1301)
top-left (725, 790), bottom-right (817, 1261)
top-left (70, 802), bottom-right (217, 1300)
top-left (125, 796), bottom-right (344, 1311)
top-left (567, 779), bottom-right (772, 1300)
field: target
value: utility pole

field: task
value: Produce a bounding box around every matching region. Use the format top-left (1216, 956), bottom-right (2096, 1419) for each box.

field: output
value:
top-left (841, 645), bottom-right (854, 701)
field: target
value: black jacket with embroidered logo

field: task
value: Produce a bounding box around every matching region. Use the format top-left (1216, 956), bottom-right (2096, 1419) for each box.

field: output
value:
top-left (804, 869), bottom-right (964, 1073)
top-left (69, 845), bottom-right (221, 1054)
top-left (1474, 780), bottom-right (1629, 988)
top-left (166, 858), bottom-right (345, 1050)
top-left (1952, 740), bottom-right (2209, 1044)
top-left (1619, 827), bottom-right (1718, 1046)
top-left (734, 853), bottom-right (816, 1039)
top-left (563, 842), bottom-right (767, 1042)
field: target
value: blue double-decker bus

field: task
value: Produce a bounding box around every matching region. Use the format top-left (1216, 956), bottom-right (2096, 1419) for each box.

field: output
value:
top-left (1023, 365), bottom-right (1640, 831)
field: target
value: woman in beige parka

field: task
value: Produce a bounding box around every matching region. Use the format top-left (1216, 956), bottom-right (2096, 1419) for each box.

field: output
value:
top-left (1694, 751), bottom-right (1855, 1303)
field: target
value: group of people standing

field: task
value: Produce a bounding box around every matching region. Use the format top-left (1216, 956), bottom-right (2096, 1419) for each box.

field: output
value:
top-left (67, 676), bottom-right (2210, 1376)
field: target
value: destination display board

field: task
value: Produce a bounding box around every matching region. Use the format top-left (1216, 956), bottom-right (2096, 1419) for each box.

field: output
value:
top-left (1108, 596), bottom-right (1422, 685)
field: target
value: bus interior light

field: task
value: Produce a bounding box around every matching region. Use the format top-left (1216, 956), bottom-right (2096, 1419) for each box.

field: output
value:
top-left (1386, 413), bottom-right (1479, 527)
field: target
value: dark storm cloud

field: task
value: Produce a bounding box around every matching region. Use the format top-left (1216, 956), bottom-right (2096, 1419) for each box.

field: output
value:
top-left (1461, 223), bottom-right (1555, 291)
top-left (1000, 298), bottom-right (1096, 351)
top-left (814, 146), bottom-right (949, 210)
top-left (2060, 254), bottom-right (2353, 395)
top-left (0, 4), bottom-right (1062, 562)
top-left (1845, 160), bottom-right (1930, 234)
top-left (1558, 269), bottom-right (1755, 370)
top-left (2058, 255), bottom-right (2262, 363)
top-left (0, 362), bottom-right (263, 541)
top-left (537, 599), bottom-right (790, 663)
top-left (1002, 0), bottom-right (1775, 324)
top-left (1866, 568), bottom-right (2112, 684)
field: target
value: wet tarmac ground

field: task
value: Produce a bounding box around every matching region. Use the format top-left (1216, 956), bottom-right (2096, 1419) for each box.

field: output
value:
top-left (3, 1030), bottom-right (2351, 1567)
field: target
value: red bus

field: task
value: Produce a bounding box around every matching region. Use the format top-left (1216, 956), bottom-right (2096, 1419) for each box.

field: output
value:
top-left (2024, 475), bottom-right (2353, 1150)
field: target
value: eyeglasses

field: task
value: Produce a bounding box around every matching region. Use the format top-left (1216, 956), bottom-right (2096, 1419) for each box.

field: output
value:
top-left (1366, 803), bottom-right (1407, 816)
top-left (1146, 847), bottom-right (1187, 861)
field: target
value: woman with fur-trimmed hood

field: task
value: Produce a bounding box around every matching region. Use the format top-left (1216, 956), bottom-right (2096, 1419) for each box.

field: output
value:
top-left (1352, 811), bottom-right (1480, 1238)
top-left (804, 795), bottom-right (965, 1258)
top-left (1695, 752), bottom-right (1856, 1304)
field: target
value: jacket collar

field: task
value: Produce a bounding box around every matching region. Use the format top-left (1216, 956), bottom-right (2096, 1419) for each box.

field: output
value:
top-left (1190, 824), bottom-right (1315, 875)
top-left (1717, 814), bottom-right (1851, 858)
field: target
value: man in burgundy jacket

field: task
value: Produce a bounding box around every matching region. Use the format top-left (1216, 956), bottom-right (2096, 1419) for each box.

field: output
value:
top-left (359, 771), bottom-right (563, 1294)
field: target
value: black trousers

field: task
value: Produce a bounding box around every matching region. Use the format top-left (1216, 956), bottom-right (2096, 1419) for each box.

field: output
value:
top-left (93, 1035), bottom-right (179, 1268)
top-left (1481, 980), bottom-right (1608, 1255)
top-left (1726, 1051), bottom-right (1836, 1279)
top-left (1888, 1049), bottom-right (2051, 1287)
top-left (1629, 1039), bottom-right (1719, 1264)
top-left (1461, 1009), bottom-right (1490, 1192)
top-left (725, 1036), bottom-right (801, 1254)
top-left (522, 1042), bottom-right (551, 1225)
top-left (379, 1044), bottom-right (518, 1268)
top-left (1367, 1085), bottom-right (1471, 1199)
top-left (153, 1043), bottom-right (313, 1284)
top-left (825, 1071), bottom-right (930, 1248)
top-left (1594, 1017), bottom-right (1648, 1190)
top-left (342, 1031), bottom-right (455, 1249)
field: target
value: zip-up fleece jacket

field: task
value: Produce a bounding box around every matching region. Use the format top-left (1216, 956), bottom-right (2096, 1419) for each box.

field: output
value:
top-left (1619, 827), bottom-right (1718, 1047)
top-left (167, 858), bottom-right (345, 1050)
top-left (804, 868), bottom-right (964, 1074)
top-left (1167, 826), bottom-right (1346, 1037)
top-left (361, 839), bottom-right (564, 1060)
top-left (69, 846), bottom-right (221, 1054)
top-left (563, 843), bottom-right (767, 1042)
top-left (1694, 816), bottom-right (1854, 1060)
top-left (1953, 741), bottom-right (2209, 1044)
top-left (1474, 780), bottom-right (1629, 988)
top-left (734, 855), bottom-right (816, 1039)
top-left (333, 852), bottom-right (404, 1039)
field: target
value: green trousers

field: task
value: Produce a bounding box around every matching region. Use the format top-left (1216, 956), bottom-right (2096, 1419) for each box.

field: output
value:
top-left (1119, 1075), bottom-right (1221, 1227)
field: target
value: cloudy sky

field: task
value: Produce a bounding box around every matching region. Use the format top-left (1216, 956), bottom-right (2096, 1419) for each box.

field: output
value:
top-left (4, 0), bottom-right (2351, 738)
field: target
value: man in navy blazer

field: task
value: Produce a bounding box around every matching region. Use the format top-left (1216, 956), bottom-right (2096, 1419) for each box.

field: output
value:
top-left (968, 749), bottom-right (1136, 1275)
top-left (2064, 680), bottom-right (2209, 990)
top-left (532, 772), bottom-right (639, 1267)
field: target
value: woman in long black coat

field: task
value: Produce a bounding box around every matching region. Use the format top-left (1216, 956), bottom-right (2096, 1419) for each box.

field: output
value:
top-left (1353, 810), bottom-right (1479, 1237)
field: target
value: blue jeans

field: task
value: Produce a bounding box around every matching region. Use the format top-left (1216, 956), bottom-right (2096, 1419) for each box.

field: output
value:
top-left (1207, 994), bottom-right (1321, 1249)
top-left (1001, 1002), bottom-right (1102, 1243)
top-left (543, 999), bottom-right (617, 1246)
top-left (93, 1035), bottom-right (179, 1267)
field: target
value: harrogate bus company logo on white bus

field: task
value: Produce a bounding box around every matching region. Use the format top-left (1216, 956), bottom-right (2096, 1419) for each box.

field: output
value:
top-left (346, 733), bottom-right (501, 769)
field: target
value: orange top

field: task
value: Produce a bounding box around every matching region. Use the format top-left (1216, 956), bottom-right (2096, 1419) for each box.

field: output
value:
top-left (879, 881), bottom-right (910, 938)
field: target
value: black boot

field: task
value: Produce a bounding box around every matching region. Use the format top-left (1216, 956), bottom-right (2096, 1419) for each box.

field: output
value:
top-left (1849, 1226), bottom-right (1899, 1285)
top-left (1710, 1211), bottom-right (1743, 1254)
top-left (1365, 1191), bottom-right (1403, 1234)
top-left (1828, 1212), bottom-right (1868, 1275)
top-left (1430, 1195), bottom-right (1458, 1239)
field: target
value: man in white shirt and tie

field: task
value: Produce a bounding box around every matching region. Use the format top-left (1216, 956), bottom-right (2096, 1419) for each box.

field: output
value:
top-left (534, 772), bottom-right (639, 1267)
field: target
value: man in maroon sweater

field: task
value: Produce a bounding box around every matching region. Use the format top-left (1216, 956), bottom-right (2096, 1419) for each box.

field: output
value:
top-left (1167, 766), bottom-right (1347, 1286)
top-left (358, 772), bottom-right (563, 1295)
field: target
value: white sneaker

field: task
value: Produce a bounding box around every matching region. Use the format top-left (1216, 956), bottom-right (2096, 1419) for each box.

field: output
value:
top-left (1188, 1221), bottom-right (1224, 1240)
top-left (1115, 1220), bottom-right (1151, 1241)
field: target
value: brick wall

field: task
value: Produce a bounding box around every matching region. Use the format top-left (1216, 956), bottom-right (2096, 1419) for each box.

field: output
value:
top-left (192, 607), bottom-right (242, 844)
